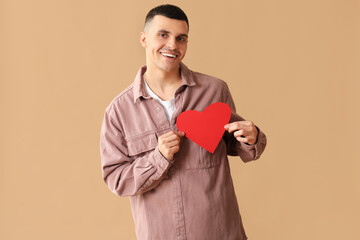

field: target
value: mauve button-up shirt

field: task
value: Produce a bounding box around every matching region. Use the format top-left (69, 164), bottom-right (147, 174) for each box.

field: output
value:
top-left (100, 63), bottom-right (267, 240)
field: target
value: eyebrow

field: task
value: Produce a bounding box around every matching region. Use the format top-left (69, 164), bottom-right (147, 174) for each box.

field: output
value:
top-left (158, 29), bottom-right (188, 38)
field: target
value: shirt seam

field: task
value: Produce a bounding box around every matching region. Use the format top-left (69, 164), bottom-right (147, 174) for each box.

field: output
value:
top-left (124, 126), bottom-right (171, 142)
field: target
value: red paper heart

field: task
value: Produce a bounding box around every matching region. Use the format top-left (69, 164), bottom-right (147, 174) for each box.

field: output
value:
top-left (176, 102), bottom-right (231, 153)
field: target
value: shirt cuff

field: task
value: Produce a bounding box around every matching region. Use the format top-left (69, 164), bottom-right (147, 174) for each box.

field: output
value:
top-left (252, 128), bottom-right (266, 160)
top-left (148, 147), bottom-right (174, 178)
top-left (236, 126), bottom-right (266, 161)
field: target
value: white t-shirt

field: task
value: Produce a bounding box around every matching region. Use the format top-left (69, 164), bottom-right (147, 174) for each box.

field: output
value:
top-left (143, 77), bottom-right (176, 123)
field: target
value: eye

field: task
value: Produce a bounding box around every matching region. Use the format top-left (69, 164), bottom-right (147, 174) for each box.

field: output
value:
top-left (159, 33), bottom-right (167, 38)
top-left (177, 36), bottom-right (188, 42)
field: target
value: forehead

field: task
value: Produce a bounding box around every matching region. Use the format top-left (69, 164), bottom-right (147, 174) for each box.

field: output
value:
top-left (147, 15), bottom-right (189, 34)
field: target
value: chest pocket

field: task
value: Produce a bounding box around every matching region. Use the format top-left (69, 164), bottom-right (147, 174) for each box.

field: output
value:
top-left (126, 132), bottom-right (158, 158)
top-left (183, 138), bottom-right (225, 169)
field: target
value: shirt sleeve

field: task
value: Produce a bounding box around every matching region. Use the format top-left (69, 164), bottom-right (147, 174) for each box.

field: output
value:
top-left (221, 82), bottom-right (267, 162)
top-left (100, 105), bottom-right (173, 197)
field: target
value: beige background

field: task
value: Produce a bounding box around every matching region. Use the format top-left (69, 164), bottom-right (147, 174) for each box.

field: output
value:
top-left (1, 0), bottom-right (359, 239)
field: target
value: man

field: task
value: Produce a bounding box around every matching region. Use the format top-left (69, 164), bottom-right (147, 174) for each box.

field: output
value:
top-left (100, 4), bottom-right (266, 240)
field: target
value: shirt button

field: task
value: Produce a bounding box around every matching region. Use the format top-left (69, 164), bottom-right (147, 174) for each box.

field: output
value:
top-left (156, 106), bottom-right (160, 111)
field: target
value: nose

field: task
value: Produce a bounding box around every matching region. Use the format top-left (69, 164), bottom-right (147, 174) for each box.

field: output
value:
top-left (166, 37), bottom-right (177, 50)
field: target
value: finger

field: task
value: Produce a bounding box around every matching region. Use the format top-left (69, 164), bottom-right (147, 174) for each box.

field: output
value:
top-left (163, 134), bottom-right (181, 143)
top-left (233, 129), bottom-right (245, 138)
top-left (227, 121), bottom-right (254, 127)
top-left (164, 139), bottom-right (181, 148)
top-left (161, 131), bottom-right (185, 140)
top-left (225, 122), bottom-right (246, 133)
top-left (160, 131), bottom-right (176, 139)
top-left (161, 144), bottom-right (180, 160)
top-left (160, 132), bottom-right (178, 141)
top-left (170, 145), bottom-right (180, 154)
top-left (236, 136), bottom-right (248, 143)
top-left (247, 138), bottom-right (256, 145)
top-left (174, 131), bottom-right (185, 138)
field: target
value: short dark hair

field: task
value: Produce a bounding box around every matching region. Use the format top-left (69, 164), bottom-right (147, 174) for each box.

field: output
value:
top-left (145, 4), bottom-right (189, 29)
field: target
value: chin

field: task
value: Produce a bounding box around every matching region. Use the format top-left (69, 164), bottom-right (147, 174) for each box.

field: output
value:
top-left (160, 63), bottom-right (180, 73)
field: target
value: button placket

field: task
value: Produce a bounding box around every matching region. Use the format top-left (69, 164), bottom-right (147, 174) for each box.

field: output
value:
top-left (172, 165), bottom-right (187, 240)
top-left (151, 99), bottom-right (169, 127)
top-left (171, 91), bottom-right (184, 127)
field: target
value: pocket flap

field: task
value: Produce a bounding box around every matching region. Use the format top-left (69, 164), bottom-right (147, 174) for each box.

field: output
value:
top-left (127, 133), bottom-right (158, 156)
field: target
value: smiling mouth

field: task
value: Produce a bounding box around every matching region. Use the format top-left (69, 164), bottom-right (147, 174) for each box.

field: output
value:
top-left (160, 52), bottom-right (178, 59)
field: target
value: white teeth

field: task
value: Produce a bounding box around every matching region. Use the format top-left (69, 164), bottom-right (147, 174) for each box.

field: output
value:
top-left (161, 53), bottom-right (176, 58)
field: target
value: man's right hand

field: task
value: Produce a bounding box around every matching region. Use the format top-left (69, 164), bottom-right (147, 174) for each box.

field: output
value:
top-left (158, 131), bottom-right (185, 160)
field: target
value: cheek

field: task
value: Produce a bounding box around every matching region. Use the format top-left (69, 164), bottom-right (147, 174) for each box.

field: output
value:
top-left (147, 39), bottom-right (161, 50)
top-left (153, 38), bottom-right (167, 48)
top-left (181, 45), bottom-right (187, 56)
top-left (182, 42), bottom-right (188, 51)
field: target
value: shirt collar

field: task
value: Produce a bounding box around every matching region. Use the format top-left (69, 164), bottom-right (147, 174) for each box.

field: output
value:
top-left (133, 62), bottom-right (196, 103)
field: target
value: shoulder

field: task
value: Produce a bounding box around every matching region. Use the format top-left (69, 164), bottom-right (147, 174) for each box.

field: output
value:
top-left (105, 83), bottom-right (135, 114)
top-left (190, 69), bottom-right (229, 90)
top-left (105, 65), bottom-right (146, 113)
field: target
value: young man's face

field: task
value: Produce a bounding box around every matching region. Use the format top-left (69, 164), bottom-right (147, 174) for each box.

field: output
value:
top-left (140, 15), bottom-right (189, 74)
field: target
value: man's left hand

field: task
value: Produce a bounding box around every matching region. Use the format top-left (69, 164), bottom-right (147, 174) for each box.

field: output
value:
top-left (224, 121), bottom-right (258, 145)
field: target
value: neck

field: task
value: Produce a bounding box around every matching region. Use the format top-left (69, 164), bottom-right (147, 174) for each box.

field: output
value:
top-left (145, 64), bottom-right (181, 84)
top-left (144, 64), bottom-right (182, 101)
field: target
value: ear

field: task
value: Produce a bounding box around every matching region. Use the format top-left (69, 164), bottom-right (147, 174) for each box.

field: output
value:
top-left (140, 32), bottom-right (147, 48)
